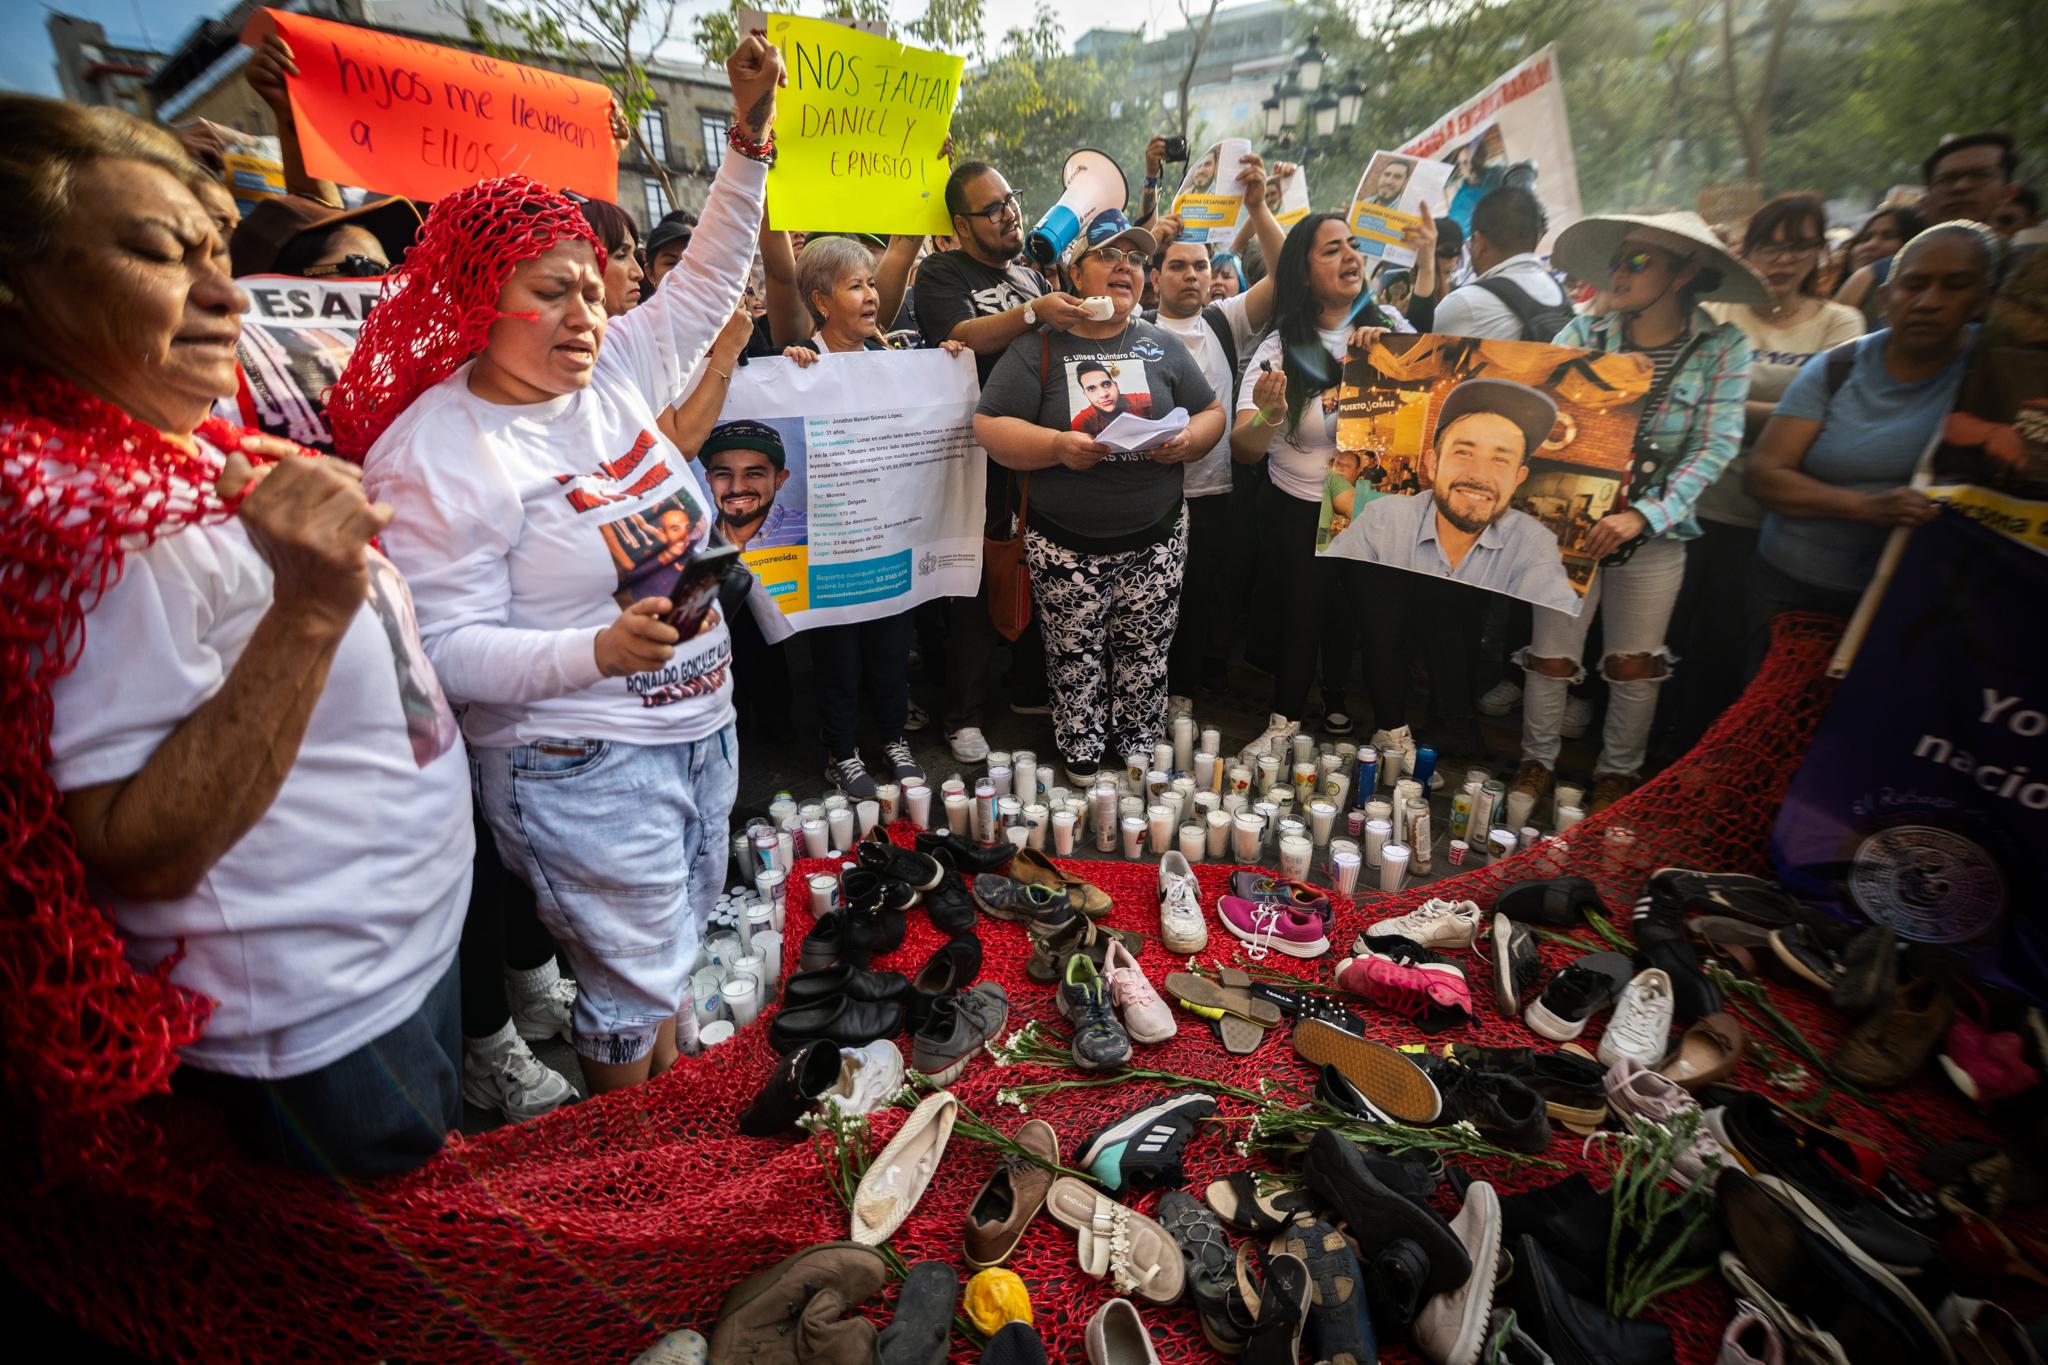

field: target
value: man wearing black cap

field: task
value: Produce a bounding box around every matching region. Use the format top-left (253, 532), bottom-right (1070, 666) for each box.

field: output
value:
top-left (1326, 378), bottom-right (1581, 613)
top-left (702, 420), bottom-right (806, 551)
top-left (643, 211), bottom-right (698, 288)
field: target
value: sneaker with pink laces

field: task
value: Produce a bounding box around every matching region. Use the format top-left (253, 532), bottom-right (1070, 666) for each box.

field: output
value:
top-left (1216, 895), bottom-right (1330, 960)
top-left (1334, 942), bottom-right (1473, 1031)
top-left (1939, 1013), bottom-right (2041, 1106)
top-left (1603, 1056), bottom-right (1728, 1186)
top-left (1102, 938), bottom-right (1177, 1044)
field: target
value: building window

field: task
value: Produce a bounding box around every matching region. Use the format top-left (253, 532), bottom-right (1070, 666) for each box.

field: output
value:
top-left (640, 108), bottom-right (668, 162)
top-left (702, 113), bottom-right (728, 170)
top-left (643, 176), bottom-right (671, 224)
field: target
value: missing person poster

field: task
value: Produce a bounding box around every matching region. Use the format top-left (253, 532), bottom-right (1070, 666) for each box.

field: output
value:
top-left (225, 274), bottom-right (382, 455)
top-left (1772, 510), bottom-right (2048, 1004)
top-left (713, 348), bottom-right (985, 638)
top-left (1266, 159), bottom-right (1311, 228)
top-left (1396, 45), bottom-right (1583, 251)
top-left (1315, 333), bottom-right (1653, 615)
top-left (1348, 151), bottom-right (1453, 267)
top-left (1170, 137), bottom-right (1251, 245)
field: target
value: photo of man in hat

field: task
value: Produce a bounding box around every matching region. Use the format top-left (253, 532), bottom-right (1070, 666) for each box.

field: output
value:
top-left (1325, 377), bottom-right (1583, 612)
top-left (702, 419), bottom-right (807, 551)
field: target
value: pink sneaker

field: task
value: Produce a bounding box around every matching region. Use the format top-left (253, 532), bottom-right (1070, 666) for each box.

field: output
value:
top-left (1604, 1056), bottom-right (1728, 1186)
top-left (1334, 948), bottom-right (1472, 1028)
top-left (1102, 939), bottom-right (1177, 1044)
top-left (1216, 895), bottom-right (1330, 960)
top-left (1939, 1013), bottom-right (2040, 1106)
top-left (1227, 871), bottom-right (1336, 930)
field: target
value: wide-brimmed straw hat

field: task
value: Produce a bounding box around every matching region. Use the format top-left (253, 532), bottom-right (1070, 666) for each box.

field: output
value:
top-left (1550, 210), bottom-right (1770, 308)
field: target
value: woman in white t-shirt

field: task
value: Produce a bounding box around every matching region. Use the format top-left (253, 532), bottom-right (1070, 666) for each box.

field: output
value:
top-left (1229, 213), bottom-right (1406, 752)
top-left (338, 38), bottom-right (784, 1097)
top-left (1666, 193), bottom-right (1864, 748)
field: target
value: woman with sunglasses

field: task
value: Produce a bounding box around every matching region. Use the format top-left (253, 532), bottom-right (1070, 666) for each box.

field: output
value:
top-left (1661, 194), bottom-right (1865, 750)
top-left (1230, 213), bottom-right (1407, 751)
top-left (973, 208), bottom-right (1225, 788)
top-left (1507, 212), bottom-right (1760, 816)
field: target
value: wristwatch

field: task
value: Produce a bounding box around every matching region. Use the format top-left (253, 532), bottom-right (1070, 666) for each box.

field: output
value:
top-left (1022, 305), bottom-right (1037, 326)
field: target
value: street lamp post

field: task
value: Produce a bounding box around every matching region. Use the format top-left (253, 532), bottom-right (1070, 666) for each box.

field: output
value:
top-left (1265, 32), bottom-right (1359, 203)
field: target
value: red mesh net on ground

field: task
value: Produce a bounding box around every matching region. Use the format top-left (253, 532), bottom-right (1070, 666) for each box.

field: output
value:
top-left (2, 615), bottom-right (2032, 1363)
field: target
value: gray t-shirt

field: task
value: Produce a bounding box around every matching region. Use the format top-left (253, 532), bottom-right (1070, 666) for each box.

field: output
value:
top-left (977, 320), bottom-right (1217, 541)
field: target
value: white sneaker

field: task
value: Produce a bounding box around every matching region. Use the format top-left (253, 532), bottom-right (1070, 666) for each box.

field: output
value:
top-left (463, 1020), bottom-right (576, 1122)
top-left (948, 726), bottom-right (991, 762)
top-left (1561, 696), bottom-right (1595, 740)
top-left (1238, 712), bottom-right (1297, 767)
top-left (507, 960), bottom-right (576, 1044)
top-left (1598, 968), bottom-right (1676, 1068)
top-left (1157, 850), bottom-right (1208, 953)
top-left (1369, 724), bottom-right (1441, 791)
top-left (1356, 897), bottom-right (1482, 952)
top-left (823, 1040), bottom-right (904, 1116)
top-left (1477, 679), bottom-right (1523, 716)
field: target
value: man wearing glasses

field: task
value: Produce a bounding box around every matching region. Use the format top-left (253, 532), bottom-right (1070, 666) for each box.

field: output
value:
top-left (913, 161), bottom-right (1096, 763)
top-left (1922, 132), bottom-right (2020, 225)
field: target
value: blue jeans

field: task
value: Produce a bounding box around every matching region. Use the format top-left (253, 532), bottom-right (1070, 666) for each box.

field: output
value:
top-left (475, 727), bottom-right (738, 1065)
top-left (175, 957), bottom-right (460, 1180)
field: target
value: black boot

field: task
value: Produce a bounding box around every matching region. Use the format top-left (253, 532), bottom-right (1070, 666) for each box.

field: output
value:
top-left (737, 1039), bottom-right (841, 1136)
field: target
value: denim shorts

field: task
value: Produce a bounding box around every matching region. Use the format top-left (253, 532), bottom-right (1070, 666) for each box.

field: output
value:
top-left (475, 726), bottom-right (738, 1065)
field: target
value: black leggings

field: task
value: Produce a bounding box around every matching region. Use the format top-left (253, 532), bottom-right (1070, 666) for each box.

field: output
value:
top-left (459, 803), bottom-right (560, 1040)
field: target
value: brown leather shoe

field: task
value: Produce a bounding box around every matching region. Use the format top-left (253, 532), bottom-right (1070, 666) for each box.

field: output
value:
top-left (708, 1241), bottom-right (889, 1365)
top-left (964, 1118), bottom-right (1060, 1268)
top-left (1010, 848), bottom-right (1113, 918)
top-left (1586, 772), bottom-right (1637, 815)
top-left (1658, 1011), bottom-right (1746, 1089)
top-left (1507, 759), bottom-right (1551, 809)
top-left (1835, 978), bottom-right (1956, 1088)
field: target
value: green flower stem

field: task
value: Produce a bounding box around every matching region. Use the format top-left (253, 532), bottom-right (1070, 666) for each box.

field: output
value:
top-left (1582, 911), bottom-right (1633, 953)
top-left (1593, 1110), bottom-right (1723, 1318)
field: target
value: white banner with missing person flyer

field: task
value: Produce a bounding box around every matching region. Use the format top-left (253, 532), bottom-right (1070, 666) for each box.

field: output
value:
top-left (712, 347), bottom-right (986, 640)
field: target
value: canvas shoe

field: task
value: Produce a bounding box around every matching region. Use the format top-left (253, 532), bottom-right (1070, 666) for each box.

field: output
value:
top-left (1477, 679), bottom-right (1522, 716)
top-left (1102, 938), bottom-right (1176, 1045)
top-left (1358, 897), bottom-right (1483, 953)
top-left (1238, 712), bottom-right (1298, 767)
top-left (1598, 969), bottom-right (1676, 1069)
top-left (827, 751), bottom-right (881, 801)
top-left (1426, 1062), bottom-right (1552, 1155)
top-left (505, 959), bottom-right (576, 1044)
top-left (1413, 1181), bottom-right (1504, 1365)
top-left (1490, 914), bottom-right (1545, 1018)
top-left (1335, 937), bottom-right (1473, 1032)
top-left (462, 1019), bottom-right (576, 1122)
top-left (1075, 1092), bottom-right (1217, 1193)
top-left (881, 737), bottom-right (926, 785)
top-left (1524, 952), bottom-right (1634, 1042)
top-left (1217, 895), bottom-right (1329, 960)
top-left (1157, 851), bottom-right (1208, 953)
top-left (947, 726), bottom-right (991, 763)
top-left (1059, 954), bottom-right (1134, 1070)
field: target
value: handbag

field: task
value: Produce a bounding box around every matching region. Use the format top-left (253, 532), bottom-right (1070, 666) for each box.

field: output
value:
top-left (984, 333), bottom-right (1050, 640)
top-left (1600, 328), bottom-right (1713, 568)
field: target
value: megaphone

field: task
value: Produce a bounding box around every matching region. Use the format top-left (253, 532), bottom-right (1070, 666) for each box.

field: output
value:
top-left (1026, 149), bottom-right (1129, 267)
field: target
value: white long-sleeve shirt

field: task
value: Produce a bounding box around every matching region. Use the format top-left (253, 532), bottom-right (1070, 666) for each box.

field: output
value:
top-left (365, 155), bottom-right (766, 749)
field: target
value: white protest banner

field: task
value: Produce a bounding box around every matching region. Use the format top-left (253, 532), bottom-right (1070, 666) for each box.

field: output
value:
top-left (226, 274), bottom-right (383, 455)
top-left (1170, 137), bottom-right (1251, 245)
top-left (1396, 45), bottom-right (1583, 252)
top-left (1348, 150), bottom-right (1452, 267)
top-left (712, 348), bottom-right (986, 639)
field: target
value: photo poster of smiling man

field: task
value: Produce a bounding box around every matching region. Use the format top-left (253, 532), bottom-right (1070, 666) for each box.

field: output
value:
top-left (1317, 332), bottom-right (1654, 615)
top-left (1348, 150), bottom-right (1453, 268)
top-left (1171, 137), bottom-right (1252, 244)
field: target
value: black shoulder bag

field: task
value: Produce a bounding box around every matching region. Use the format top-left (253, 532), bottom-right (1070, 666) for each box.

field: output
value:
top-left (1600, 329), bottom-right (1715, 568)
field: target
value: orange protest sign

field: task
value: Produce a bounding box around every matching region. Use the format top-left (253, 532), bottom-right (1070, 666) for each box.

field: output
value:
top-left (243, 8), bottom-right (617, 204)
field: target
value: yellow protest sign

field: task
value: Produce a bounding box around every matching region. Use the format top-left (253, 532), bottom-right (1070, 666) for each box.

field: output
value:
top-left (761, 15), bottom-right (962, 235)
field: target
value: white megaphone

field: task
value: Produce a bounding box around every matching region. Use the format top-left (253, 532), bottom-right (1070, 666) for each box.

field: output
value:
top-left (1026, 149), bottom-right (1129, 267)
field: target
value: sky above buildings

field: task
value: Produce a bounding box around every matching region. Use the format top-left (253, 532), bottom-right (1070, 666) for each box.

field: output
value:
top-left (8, 0), bottom-right (1214, 98)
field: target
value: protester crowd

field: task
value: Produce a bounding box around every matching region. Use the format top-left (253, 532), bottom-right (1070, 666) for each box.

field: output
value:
top-left (0, 13), bottom-right (2032, 1193)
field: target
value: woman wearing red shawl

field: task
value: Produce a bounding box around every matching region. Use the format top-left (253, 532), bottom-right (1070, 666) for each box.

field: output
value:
top-left (1, 97), bottom-right (474, 1178)
top-left (340, 36), bottom-right (784, 1096)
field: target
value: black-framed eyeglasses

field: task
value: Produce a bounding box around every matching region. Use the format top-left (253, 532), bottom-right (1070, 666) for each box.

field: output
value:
top-left (1753, 238), bottom-right (1826, 261)
top-left (964, 193), bottom-right (1022, 225)
top-left (303, 254), bottom-right (387, 278)
top-left (1077, 246), bottom-right (1142, 267)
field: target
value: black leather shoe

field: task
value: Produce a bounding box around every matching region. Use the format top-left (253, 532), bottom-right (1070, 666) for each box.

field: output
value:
top-left (1492, 876), bottom-right (1606, 928)
top-left (1301, 1129), bottom-right (1468, 1293)
top-left (738, 1039), bottom-right (840, 1136)
top-left (1503, 1232), bottom-right (1674, 1365)
top-left (781, 964), bottom-right (912, 1011)
top-left (920, 870), bottom-right (978, 936)
top-left (1428, 1061), bottom-right (1552, 1154)
top-left (915, 827), bottom-right (1016, 873)
top-left (856, 834), bottom-right (945, 891)
top-left (768, 993), bottom-right (906, 1054)
top-left (838, 868), bottom-right (909, 955)
top-left (907, 936), bottom-right (982, 1034)
top-left (1365, 1237), bottom-right (1428, 1337)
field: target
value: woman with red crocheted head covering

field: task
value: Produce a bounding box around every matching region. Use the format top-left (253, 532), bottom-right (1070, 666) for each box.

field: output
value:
top-left (1, 95), bottom-right (475, 1179)
top-left (345, 35), bottom-right (785, 1096)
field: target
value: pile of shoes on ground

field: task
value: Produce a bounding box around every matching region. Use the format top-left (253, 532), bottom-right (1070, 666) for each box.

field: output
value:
top-left (697, 824), bottom-right (2048, 1365)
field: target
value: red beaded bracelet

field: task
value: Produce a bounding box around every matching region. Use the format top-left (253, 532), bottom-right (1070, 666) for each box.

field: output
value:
top-left (727, 122), bottom-right (776, 165)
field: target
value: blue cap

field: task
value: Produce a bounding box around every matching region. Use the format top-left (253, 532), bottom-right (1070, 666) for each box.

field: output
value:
top-left (1064, 207), bottom-right (1157, 265)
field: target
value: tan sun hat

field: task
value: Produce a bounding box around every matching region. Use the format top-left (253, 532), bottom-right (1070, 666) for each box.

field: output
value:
top-left (1550, 210), bottom-right (1770, 309)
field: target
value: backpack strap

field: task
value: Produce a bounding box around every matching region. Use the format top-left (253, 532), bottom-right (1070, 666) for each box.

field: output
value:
top-left (1821, 338), bottom-right (1859, 399)
top-left (1473, 275), bottom-right (1573, 342)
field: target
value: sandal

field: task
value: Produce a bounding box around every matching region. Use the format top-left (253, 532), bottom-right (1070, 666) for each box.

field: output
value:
top-left (1044, 1176), bottom-right (1186, 1304)
top-left (1158, 1189), bottom-right (1249, 1353)
top-left (1204, 1172), bottom-right (1318, 1235)
top-left (1165, 971), bottom-right (1285, 1026)
top-left (1235, 1246), bottom-right (1310, 1365)
top-left (1276, 1218), bottom-right (1376, 1365)
top-left (1028, 918), bottom-right (1147, 985)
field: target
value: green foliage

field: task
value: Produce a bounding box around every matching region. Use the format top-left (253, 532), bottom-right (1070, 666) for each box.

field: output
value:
top-left (454, 0), bottom-right (674, 125)
top-left (692, 0), bottom-right (986, 68)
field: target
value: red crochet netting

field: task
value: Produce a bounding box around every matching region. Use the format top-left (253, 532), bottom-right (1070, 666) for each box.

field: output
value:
top-left (1, 614), bottom-right (2036, 1362)
top-left (326, 174), bottom-right (602, 461)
